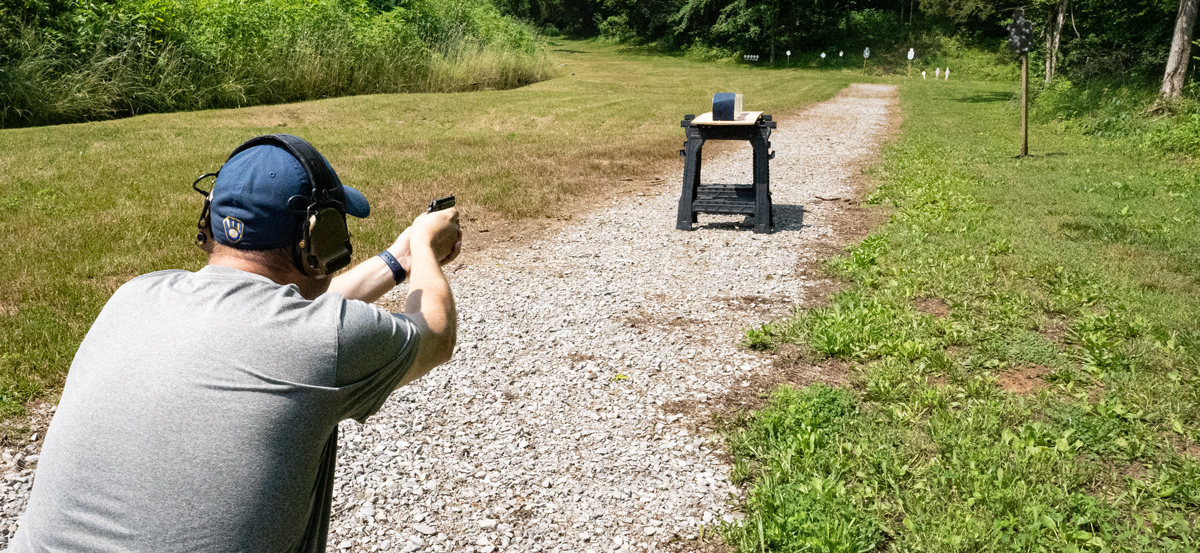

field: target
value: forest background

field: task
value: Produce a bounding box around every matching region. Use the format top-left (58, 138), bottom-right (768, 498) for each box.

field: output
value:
top-left (494, 0), bottom-right (1200, 156)
top-left (4, 0), bottom-right (1198, 155)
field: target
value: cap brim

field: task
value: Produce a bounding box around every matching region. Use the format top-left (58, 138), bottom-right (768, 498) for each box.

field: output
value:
top-left (342, 185), bottom-right (370, 218)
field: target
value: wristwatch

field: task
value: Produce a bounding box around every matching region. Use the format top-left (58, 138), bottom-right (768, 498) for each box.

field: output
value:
top-left (377, 251), bottom-right (407, 284)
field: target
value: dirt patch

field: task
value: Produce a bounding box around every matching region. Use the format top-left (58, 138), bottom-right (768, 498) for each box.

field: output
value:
top-left (715, 295), bottom-right (796, 318)
top-left (915, 297), bottom-right (951, 318)
top-left (662, 349), bottom-right (851, 424)
top-left (664, 533), bottom-right (737, 553)
top-left (1171, 436), bottom-right (1200, 459)
top-left (997, 365), bottom-right (1051, 394)
top-left (1039, 317), bottom-right (1070, 344)
top-left (566, 352), bottom-right (599, 364)
top-left (1123, 462), bottom-right (1147, 481)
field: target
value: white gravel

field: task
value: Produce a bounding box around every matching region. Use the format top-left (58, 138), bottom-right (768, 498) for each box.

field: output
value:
top-left (0, 83), bottom-right (897, 551)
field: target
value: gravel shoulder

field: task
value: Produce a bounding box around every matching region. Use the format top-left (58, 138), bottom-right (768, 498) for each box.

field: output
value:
top-left (0, 83), bottom-right (898, 552)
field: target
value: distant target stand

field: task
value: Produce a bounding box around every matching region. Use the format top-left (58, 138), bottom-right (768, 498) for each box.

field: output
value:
top-left (1008, 8), bottom-right (1035, 157)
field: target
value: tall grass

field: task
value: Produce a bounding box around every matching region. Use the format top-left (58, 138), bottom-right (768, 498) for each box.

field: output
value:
top-left (425, 36), bottom-right (552, 92)
top-left (0, 0), bottom-right (552, 128)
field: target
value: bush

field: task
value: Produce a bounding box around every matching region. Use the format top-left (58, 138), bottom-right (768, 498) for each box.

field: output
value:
top-left (0, 0), bottom-right (552, 127)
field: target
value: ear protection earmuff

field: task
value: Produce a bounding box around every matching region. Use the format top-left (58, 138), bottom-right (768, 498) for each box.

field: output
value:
top-left (192, 172), bottom-right (219, 254)
top-left (191, 134), bottom-right (353, 279)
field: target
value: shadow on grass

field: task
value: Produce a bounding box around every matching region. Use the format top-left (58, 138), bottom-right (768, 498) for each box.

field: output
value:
top-left (1013, 152), bottom-right (1070, 158)
top-left (955, 92), bottom-right (1012, 103)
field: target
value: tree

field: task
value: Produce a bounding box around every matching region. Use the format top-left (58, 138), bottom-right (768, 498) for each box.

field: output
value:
top-left (916, 0), bottom-right (996, 23)
top-left (1161, 0), bottom-right (1198, 98)
top-left (1043, 0), bottom-right (1069, 83)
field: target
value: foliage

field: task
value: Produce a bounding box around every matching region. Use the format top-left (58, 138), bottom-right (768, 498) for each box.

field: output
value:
top-left (736, 79), bottom-right (1200, 551)
top-left (0, 0), bottom-right (550, 127)
top-left (492, 0), bottom-right (1190, 97)
top-left (1035, 79), bottom-right (1200, 157)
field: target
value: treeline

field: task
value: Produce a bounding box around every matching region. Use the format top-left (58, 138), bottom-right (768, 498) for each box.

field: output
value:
top-left (0, 0), bottom-right (552, 128)
top-left (495, 0), bottom-right (1184, 86)
top-left (497, 0), bottom-right (1200, 155)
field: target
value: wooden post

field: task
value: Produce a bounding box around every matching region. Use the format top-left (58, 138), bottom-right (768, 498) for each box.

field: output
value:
top-left (1021, 53), bottom-right (1029, 157)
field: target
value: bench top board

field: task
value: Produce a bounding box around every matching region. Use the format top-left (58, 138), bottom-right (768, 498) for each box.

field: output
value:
top-left (689, 111), bottom-right (764, 126)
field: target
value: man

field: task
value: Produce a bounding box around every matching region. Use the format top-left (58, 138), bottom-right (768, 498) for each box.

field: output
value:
top-left (10, 135), bottom-right (461, 551)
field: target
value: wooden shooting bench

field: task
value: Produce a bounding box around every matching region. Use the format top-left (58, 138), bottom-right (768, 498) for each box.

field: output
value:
top-left (676, 110), bottom-right (776, 233)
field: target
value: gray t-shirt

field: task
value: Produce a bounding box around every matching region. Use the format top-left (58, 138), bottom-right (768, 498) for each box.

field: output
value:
top-left (10, 265), bottom-right (419, 552)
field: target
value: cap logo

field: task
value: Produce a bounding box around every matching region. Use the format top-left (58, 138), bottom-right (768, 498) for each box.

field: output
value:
top-left (222, 217), bottom-right (245, 243)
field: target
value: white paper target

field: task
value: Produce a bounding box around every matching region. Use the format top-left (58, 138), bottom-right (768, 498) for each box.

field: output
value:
top-left (908, 48), bottom-right (915, 60)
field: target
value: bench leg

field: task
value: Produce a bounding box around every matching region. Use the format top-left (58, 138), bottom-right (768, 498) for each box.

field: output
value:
top-left (677, 136), bottom-right (704, 230)
top-left (751, 134), bottom-right (771, 234)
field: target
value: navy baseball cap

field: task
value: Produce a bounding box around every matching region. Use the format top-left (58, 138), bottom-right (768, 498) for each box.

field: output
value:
top-left (210, 143), bottom-right (370, 249)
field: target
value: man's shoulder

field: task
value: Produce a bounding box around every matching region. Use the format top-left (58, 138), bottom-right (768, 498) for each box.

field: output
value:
top-left (116, 266), bottom-right (285, 297)
top-left (109, 269), bottom-right (193, 297)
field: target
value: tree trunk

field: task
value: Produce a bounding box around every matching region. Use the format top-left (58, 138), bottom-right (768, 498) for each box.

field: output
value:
top-left (1162, 0), bottom-right (1199, 99)
top-left (1045, 0), bottom-right (1068, 84)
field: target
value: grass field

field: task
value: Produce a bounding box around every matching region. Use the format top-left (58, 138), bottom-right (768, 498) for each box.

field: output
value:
top-left (734, 79), bottom-right (1200, 551)
top-left (0, 41), bottom-right (861, 421)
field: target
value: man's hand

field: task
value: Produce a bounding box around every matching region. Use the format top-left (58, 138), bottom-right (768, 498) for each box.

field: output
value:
top-left (407, 208), bottom-right (461, 266)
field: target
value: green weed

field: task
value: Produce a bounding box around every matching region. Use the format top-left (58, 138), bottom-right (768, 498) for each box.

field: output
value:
top-left (734, 80), bottom-right (1200, 551)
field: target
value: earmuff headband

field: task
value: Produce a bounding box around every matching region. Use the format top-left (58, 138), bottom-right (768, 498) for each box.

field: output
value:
top-left (225, 135), bottom-right (342, 212)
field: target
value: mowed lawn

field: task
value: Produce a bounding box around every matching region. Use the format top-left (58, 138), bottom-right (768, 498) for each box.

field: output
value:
top-left (728, 80), bottom-right (1200, 551)
top-left (0, 41), bottom-right (858, 420)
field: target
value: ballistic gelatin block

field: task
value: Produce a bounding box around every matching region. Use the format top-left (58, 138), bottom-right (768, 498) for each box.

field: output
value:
top-left (712, 93), bottom-right (743, 121)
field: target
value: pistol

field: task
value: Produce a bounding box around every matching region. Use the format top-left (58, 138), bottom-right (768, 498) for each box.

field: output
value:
top-left (427, 196), bottom-right (455, 212)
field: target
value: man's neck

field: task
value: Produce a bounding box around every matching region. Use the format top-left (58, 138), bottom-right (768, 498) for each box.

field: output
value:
top-left (207, 249), bottom-right (327, 300)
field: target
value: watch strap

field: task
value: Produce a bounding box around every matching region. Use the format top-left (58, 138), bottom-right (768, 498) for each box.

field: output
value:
top-left (377, 251), bottom-right (407, 284)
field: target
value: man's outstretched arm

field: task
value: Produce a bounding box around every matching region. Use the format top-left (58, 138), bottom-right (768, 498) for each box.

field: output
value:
top-left (329, 209), bottom-right (461, 385)
top-left (397, 209), bottom-right (460, 385)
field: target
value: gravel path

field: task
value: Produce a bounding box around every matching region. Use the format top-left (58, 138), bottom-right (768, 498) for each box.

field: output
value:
top-left (0, 83), bottom-right (897, 551)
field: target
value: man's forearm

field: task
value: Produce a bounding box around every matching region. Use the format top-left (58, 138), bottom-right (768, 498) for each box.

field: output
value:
top-left (401, 242), bottom-right (457, 381)
top-left (328, 243), bottom-right (409, 303)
